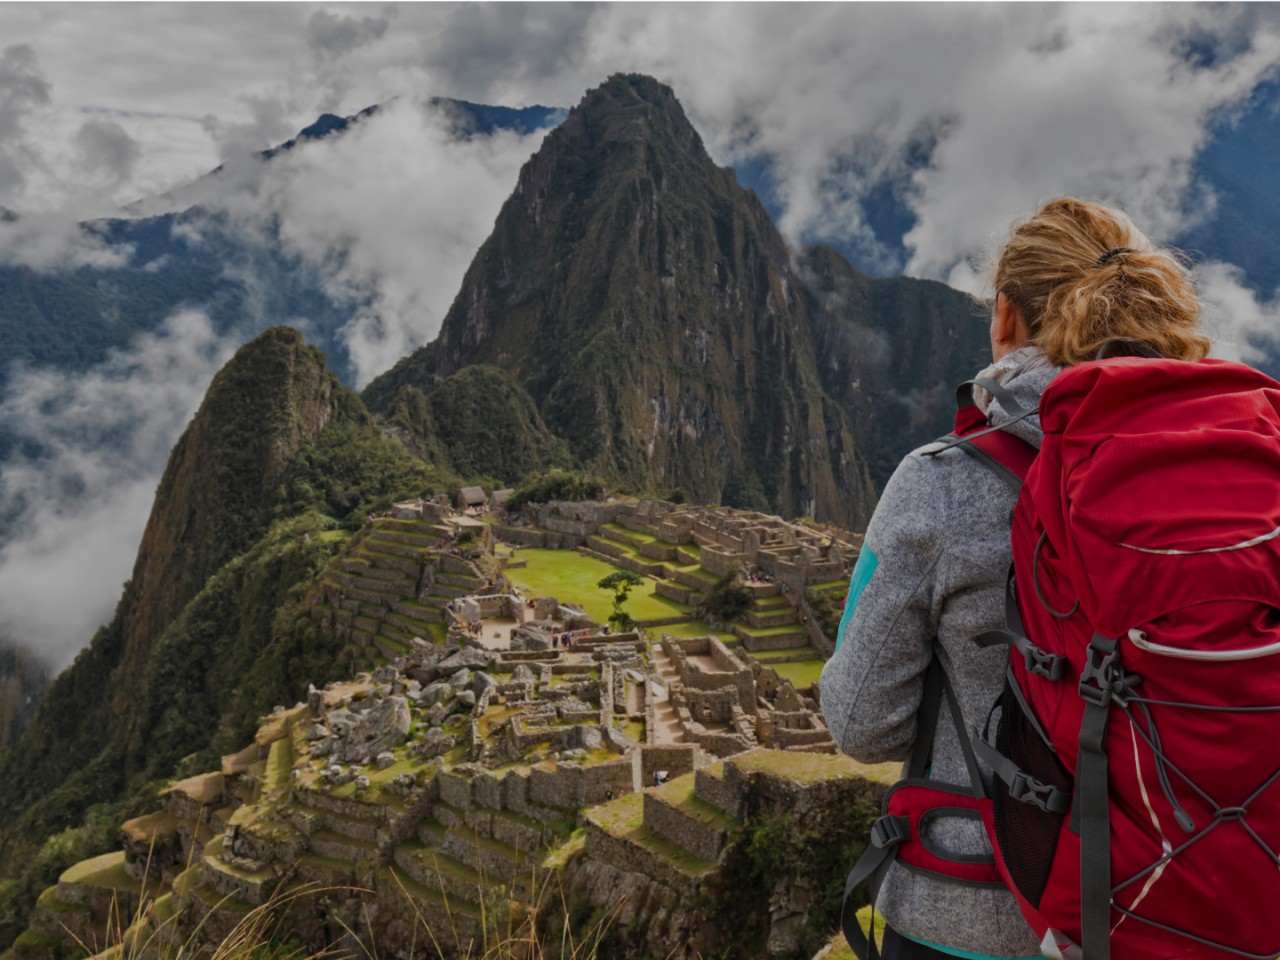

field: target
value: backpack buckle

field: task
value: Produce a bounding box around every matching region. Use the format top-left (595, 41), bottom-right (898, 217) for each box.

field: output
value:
top-left (1023, 644), bottom-right (1066, 681)
top-left (1078, 636), bottom-right (1120, 706)
top-left (869, 815), bottom-right (909, 849)
top-left (1009, 771), bottom-right (1070, 815)
top-left (1079, 636), bottom-right (1141, 707)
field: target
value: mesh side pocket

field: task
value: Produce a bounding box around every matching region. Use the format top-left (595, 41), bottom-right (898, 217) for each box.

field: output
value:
top-left (991, 682), bottom-right (1073, 908)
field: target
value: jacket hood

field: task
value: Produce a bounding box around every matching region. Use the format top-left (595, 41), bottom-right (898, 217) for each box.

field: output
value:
top-left (975, 346), bottom-right (1061, 449)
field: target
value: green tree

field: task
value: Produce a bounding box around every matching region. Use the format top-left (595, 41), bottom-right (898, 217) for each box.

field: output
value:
top-left (597, 570), bottom-right (645, 632)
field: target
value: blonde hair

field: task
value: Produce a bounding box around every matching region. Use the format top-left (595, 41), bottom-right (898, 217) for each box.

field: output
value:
top-left (993, 198), bottom-right (1210, 366)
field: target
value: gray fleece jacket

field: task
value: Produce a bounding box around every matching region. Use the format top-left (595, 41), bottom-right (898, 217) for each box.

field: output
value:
top-left (820, 349), bottom-right (1059, 959)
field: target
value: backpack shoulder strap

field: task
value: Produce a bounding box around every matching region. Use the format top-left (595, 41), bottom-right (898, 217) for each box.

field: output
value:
top-left (924, 380), bottom-right (1037, 492)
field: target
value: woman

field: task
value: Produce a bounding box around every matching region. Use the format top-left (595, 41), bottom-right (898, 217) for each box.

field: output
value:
top-left (819, 197), bottom-right (1210, 959)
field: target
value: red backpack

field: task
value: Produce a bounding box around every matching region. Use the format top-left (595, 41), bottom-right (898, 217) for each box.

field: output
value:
top-left (841, 349), bottom-right (1280, 960)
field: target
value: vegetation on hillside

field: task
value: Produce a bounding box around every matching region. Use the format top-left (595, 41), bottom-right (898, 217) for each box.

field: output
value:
top-left (384, 366), bottom-right (571, 485)
top-left (713, 789), bottom-right (881, 958)
top-left (0, 329), bottom-right (444, 948)
top-left (506, 470), bottom-right (605, 512)
top-left (699, 572), bottom-right (754, 624)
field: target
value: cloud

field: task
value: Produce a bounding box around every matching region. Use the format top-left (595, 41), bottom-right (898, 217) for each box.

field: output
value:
top-left (554, 5), bottom-right (1280, 291)
top-left (193, 96), bottom-right (550, 386)
top-left (1196, 261), bottom-right (1280, 363)
top-left (74, 117), bottom-right (142, 186)
top-left (0, 213), bottom-right (133, 270)
top-left (201, 95), bottom-right (293, 163)
top-left (0, 311), bottom-right (236, 670)
top-left (0, 44), bottom-right (52, 205)
top-left (307, 8), bottom-right (396, 62)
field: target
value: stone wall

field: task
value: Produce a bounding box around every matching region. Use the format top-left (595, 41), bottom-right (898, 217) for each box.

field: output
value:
top-left (642, 793), bottom-right (726, 862)
top-left (494, 525), bottom-right (576, 549)
top-left (700, 546), bottom-right (747, 577)
top-left (639, 744), bottom-right (696, 784)
top-left (529, 758), bottom-right (634, 808)
top-left (663, 636), bottom-right (755, 710)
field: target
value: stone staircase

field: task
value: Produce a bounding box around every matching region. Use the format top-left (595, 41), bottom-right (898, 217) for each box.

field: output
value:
top-left (731, 585), bottom-right (812, 652)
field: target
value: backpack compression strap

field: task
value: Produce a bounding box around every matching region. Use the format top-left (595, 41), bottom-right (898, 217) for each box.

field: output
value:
top-left (925, 379), bottom-right (1037, 491)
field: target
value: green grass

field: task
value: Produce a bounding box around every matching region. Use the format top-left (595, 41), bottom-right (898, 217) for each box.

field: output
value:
top-left (811, 578), bottom-right (850, 592)
top-left (264, 736), bottom-right (294, 796)
top-left (601, 523), bottom-right (658, 545)
top-left (59, 852), bottom-right (143, 892)
top-left (735, 623), bottom-right (808, 638)
top-left (36, 887), bottom-right (92, 914)
top-left (504, 548), bottom-right (690, 623)
top-left (762, 659), bottom-right (826, 688)
top-left (13, 930), bottom-right (63, 949)
top-left (585, 790), bottom-right (719, 875)
top-left (652, 775), bottom-right (738, 831)
top-left (542, 828), bottom-right (586, 869)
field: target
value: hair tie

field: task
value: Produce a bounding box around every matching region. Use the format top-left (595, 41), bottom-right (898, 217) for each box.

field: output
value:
top-left (1097, 247), bottom-right (1133, 266)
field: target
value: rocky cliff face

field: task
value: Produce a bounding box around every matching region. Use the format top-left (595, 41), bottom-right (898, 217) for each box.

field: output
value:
top-left (365, 74), bottom-right (877, 528)
top-left (799, 246), bottom-right (993, 487)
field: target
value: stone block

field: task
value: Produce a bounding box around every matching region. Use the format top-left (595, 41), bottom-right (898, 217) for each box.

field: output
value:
top-left (437, 770), bottom-right (474, 810)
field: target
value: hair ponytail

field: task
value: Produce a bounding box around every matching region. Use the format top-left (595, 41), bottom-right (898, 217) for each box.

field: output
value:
top-left (993, 198), bottom-right (1210, 365)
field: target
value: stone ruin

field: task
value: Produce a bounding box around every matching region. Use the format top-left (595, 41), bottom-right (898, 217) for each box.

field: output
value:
top-left (655, 634), bottom-right (835, 756)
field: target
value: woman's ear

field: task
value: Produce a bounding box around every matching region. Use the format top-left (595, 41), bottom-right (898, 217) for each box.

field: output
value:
top-left (995, 292), bottom-right (1031, 349)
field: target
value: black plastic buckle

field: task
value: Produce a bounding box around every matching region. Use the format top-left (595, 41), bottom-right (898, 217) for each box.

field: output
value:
top-left (870, 815), bottom-right (909, 849)
top-left (1009, 772), bottom-right (1069, 814)
top-left (1023, 644), bottom-right (1066, 682)
top-left (1078, 638), bottom-right (1120, 706)
top-left (1079, 637), bottom-right (1142, 708)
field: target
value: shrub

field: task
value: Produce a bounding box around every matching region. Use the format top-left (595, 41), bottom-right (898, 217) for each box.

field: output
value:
top-left (507, 470), bottom-right (606, 511)
top-left (700, 572), bottom-right (753, 623)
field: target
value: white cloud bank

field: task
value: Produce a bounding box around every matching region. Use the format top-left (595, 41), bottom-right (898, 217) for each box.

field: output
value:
top-left (0, 313), bottom-right (236, 669)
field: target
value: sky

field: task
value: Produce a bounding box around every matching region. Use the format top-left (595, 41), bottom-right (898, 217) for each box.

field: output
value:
top-left (1, 1), bottom-right (1279, 667)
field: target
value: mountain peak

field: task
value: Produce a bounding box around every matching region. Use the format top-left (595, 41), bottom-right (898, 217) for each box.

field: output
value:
top-left (364, 74), bottom-right (876, 527)
top-left (567, 73), bottom-right (706, 158)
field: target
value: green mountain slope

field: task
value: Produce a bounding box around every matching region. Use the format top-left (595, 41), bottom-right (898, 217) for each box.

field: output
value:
top-left (365, 74), bottom-right (878, 528)
top-left (0, 328), bottom-right (444, 946)
top-left (384, 365), bottom-right (572, 484)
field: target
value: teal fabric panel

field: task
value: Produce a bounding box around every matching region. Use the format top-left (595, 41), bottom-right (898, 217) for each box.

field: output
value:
top-left (898, 930), bottom-right (1040, 960)
top-left (834, 545), bottom-right (878, 651)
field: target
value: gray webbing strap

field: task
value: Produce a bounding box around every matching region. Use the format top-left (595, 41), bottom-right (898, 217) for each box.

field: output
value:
top-left (937, 659), bottom-right (988, 798)
top-left (972, 376), bottom-right (1031, 418)
top-left (841, 659), bottom-right (984, 959)
top-left (973, 628), bottom-right (1066, 681)
top-left (1077, 635), bottom-right (1117, 960)
top-left (907, 661), bottom-right (945, 779)
top-left (841, 824), bottom-right (901, 960)
top-left (972, 735), bottom-right (1071, 815)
